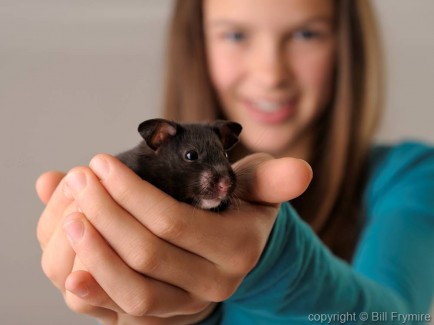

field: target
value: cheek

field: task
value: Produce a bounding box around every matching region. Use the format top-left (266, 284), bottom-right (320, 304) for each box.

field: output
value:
top-left (206, 43), bottom-right (243, 99)
top-left (292, 47), bottom-right (335, 106)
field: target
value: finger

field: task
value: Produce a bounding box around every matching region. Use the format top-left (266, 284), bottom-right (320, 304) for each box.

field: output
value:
top-left (65, 260), bottom-right (121, 323)
top-left (65, 269), bottom-right (123, 313)
top-left (62, 165), bottom-right (225, 299)
top-left (114, 303), bottom-right (217, 325)
top-left (233, 153), bottom-right (313, 204)
top-left (63, 212), bottom-right (208, 317)
top-left (63, 281), bottom-right (118, 325)
top-left (36, 171), bottom-right (66, 204)
top-left (83, 155), bottom-right (278, 269)
top-left (66, 271), bottom-right (216, 325)
top-left (40, 217), bottom-right (76, 292)
top-left (65, 293), bottom-right (117, 325)
top-left (37, 175), bottom-right (75, 249)
top-left (38, 199), bottom-right (79, 251)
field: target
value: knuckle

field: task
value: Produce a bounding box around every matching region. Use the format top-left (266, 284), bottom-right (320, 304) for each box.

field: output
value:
top-left (154, 214), bottom-right (186, 240)
top-left (128, 242), bottom-right (161, 274)
top-left (184, 299), bottom-right (211, 315)
top-left (228, 249), bottom-right (261, 275)
top-left (122, 292), bottom-right (155, 317)
top-left (204, 278), bottom-right (238, 302)
top-left (228, 233), bottom-right (263, 274)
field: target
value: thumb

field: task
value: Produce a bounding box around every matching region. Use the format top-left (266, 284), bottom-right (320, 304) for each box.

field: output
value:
top-left (232, 153), bottom-right (312, 205)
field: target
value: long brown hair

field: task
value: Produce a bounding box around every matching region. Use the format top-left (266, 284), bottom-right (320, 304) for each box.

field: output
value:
top-left (163, 0), bottom-right (384, 262)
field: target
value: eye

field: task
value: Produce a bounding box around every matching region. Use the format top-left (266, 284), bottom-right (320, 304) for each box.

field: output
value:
top-left (223, 30), bottom-right (246, 43)
top-left (224, 152), bottom-right (229, 159)
top-left (293, 28), bottom-right (321, 40)
top-left (185, 150), bottom-right (199, 161)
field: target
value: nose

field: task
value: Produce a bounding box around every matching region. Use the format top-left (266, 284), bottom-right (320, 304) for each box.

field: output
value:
top-left (249, 40), bottom-right (291, 88)
top-left (217, 177), bottom-right (231, 195)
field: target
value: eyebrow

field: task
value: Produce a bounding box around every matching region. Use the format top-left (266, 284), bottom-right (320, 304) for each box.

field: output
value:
top-left (206, 16), bottom-right (335, 29)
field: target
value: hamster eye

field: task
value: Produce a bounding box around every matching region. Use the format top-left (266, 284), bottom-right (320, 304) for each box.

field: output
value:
top-left (185, 150), bottom-right (199, 161)
top-left (224, 152), bottom-right (229, 159)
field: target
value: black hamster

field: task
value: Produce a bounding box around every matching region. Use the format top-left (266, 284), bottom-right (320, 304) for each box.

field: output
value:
top-left (116, 119), bottom-right (242, 210)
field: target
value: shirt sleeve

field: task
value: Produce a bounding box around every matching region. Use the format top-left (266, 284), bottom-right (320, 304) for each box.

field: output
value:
top-left (199, 142), bottom-right (434, 324)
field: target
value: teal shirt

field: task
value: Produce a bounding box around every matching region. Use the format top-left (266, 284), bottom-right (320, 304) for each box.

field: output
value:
top-left (202, 141), bottom-right (434, 324)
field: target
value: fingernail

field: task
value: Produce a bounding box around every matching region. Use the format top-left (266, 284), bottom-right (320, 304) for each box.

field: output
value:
top-left (63, 216), bottom-right (85, 244)
top-left (65, 172), bottom-right (87, 194)
top-left (90, 156), bottom-right (109, 180)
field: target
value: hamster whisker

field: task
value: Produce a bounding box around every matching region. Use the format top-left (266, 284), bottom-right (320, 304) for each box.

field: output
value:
top-left (229, 193), bottom-right (242, 214)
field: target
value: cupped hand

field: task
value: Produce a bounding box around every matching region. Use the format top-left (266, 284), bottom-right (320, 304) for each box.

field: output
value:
top-left (36, 153), bottom-right (312, 324)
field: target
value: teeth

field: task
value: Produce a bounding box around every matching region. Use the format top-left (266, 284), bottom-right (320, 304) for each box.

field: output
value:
top-left (252, 100), bottom-right (286, 112)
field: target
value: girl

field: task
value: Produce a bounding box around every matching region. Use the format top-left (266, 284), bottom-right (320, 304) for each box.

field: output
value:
top-left (36, 0), bottom-right (434, 324)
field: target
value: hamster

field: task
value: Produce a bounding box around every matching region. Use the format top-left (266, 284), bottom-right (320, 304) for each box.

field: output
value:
top-left (116, 118), bottom-right (242, 211)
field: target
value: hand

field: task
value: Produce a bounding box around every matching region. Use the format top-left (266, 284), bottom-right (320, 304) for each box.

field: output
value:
top-left (37, 153), bottom-right (312, 324)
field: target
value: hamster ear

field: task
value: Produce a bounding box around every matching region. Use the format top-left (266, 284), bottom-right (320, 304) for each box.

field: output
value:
top-left (138, 119), bottom-right (178, 151)
top-left (212, 120), bottom-right (243, 150)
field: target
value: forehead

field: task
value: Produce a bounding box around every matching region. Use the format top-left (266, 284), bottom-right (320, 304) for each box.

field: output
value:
top-left (204, 0), bottom-right (335, 30)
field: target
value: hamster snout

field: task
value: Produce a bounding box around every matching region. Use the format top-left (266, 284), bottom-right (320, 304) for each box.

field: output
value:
top-left (217, 177), bottom-right (232, 197)
top-left (197, 168), bottom-right (235, 209)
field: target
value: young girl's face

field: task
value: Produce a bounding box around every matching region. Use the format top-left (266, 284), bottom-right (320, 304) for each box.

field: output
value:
top-left (204, 0), bottom-right (337, 159)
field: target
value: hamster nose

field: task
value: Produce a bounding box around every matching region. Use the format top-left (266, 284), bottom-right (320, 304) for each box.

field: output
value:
top-left (217, 177), bottom-right (231, 194)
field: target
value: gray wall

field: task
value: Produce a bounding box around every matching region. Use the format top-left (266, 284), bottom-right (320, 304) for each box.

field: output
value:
top-left (0, 1), bottom-right (432, 324)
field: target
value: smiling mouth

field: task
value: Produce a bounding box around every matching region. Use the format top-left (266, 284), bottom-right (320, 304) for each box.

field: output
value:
top-left (250, 99), bottom-right (293, 112)
top-left (244, 98), bottom-right (297, 124)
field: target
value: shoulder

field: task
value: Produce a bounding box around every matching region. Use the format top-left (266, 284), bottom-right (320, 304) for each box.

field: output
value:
top-left (363, 140), bottom-right (434, 219)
